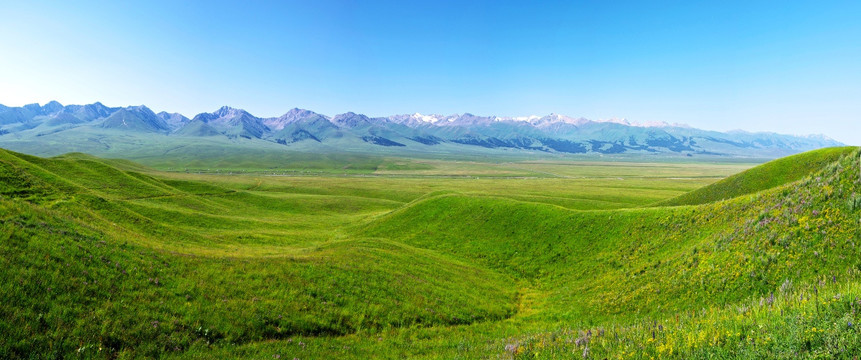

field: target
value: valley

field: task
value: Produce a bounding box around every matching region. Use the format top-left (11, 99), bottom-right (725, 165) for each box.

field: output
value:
top-left (1, 146), bottom-right (859, 358)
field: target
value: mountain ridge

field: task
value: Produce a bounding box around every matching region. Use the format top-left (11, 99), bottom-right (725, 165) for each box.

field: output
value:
top-left (0, 101), bottom-right (844, 158)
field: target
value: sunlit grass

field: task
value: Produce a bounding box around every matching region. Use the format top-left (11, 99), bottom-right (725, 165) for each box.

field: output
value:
top-left (1, 146), bottom-right (858, 358)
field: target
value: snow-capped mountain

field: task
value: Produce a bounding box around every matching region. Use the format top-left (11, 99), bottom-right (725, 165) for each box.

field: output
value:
top-left (0, 101), bottom-right (845, 158)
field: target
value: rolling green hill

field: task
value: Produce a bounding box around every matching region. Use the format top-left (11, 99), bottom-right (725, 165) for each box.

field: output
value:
top-left (1, 146), bottom-right (859, 358)
top-left (656, 146), bottom-right (857, 206)
top-left (361, 147), bottom-right (861, 322)
top-left (0, 148), bottom-right (515, 357)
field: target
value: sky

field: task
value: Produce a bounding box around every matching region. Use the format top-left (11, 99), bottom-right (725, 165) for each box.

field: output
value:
top-left (0, 1), bottom-right (859, 144)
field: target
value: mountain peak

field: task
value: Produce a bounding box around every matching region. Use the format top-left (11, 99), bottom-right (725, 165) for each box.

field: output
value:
top-left (215, 105), bottom-right (238, 115)
top-left (282, 108), bottom-right (318, 117)
top-left (23, 103), bottom-right (42, 112)
top-left (100, 105), bottom-right (169, 133)
top-left (211, 106), bottom-right (257, 119)
top-left (412, 112), bottom-right (446, 123)
top-left (186, 106), bottom-right (267, 138)
top-left (331, 112), bottom-right (371, 127)
top-left (262, 108), bottom-right (326, 131)
top-left (41, 100), bottom-right (64, 114)
top-left (156, 111), bottom-right (191, 131)
top-left (127, 105), bottom-right (152, 112)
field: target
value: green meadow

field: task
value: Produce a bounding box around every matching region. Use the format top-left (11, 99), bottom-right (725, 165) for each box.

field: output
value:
top-left (1, 146), bottom-right (859, 359)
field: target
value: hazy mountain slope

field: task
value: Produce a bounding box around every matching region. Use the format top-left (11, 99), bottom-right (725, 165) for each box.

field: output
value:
top-left (61, 102), bottom-right (116, 122)
top-left (262, 108), bottom-right (328, 130)
top-left (99, 106), bottom-right (170, 133)
top-left (189, 106), bottom-right (269, 139)
top-left (158, 111), bottom-right (191, 131)
top-left (268, 114), bottom-right (338, 143)
top-left (173, 119), bottom-right (222, 137)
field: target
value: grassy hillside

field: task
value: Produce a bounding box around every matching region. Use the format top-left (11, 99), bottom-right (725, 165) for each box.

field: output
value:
top-left (361, 148), bottom-right (861, 322)
top-left (656, 146), bottom-right (856, 206)
top-left (0, 148), bottom-right (516, 357)
top-left (1, 146), bottom-right (859, 358)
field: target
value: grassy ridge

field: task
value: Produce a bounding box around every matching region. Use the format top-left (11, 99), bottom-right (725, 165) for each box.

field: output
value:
top-left (657, 146), bottom-right (856, 206)
top-left (1, 205), bottom-right (516, 357)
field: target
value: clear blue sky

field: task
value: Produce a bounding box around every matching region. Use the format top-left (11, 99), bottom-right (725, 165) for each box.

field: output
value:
top-left (1, 1), bottom-right (859, 144)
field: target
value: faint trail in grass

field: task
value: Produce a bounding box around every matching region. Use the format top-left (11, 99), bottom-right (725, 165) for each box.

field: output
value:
top-left (119, 190), bottom-right (237, 201)
top-left (514, 287), bottom-right (547, 318)
top-left (500, 164), bottom-right (568, 178)
top-left (247, 180), bottom-right (263, 191)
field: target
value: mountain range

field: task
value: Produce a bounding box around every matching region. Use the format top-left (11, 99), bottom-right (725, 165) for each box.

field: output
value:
top-left (0, 101), bottom-right (843, 158)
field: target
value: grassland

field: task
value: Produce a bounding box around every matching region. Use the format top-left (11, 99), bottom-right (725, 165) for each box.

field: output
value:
top-left (1, 146), bottom-right (858, 358)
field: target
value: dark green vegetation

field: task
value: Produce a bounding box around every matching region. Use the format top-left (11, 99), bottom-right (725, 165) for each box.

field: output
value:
top-left (1, 146), bottom-right (859, 359)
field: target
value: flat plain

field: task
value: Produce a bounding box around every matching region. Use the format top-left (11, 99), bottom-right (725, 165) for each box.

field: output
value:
top-left (2, 147), bottom-right (859, 359)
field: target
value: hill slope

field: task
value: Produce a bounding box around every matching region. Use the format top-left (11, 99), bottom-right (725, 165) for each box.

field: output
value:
top-left (0, 148), bottom-right (515, 358)
top-left (360, 148), bottom-right (860, 322)
top-left (657, 146), bottom-right (857, 206)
